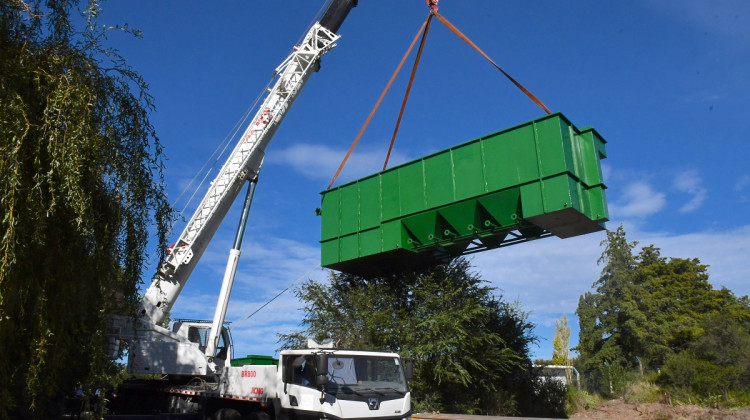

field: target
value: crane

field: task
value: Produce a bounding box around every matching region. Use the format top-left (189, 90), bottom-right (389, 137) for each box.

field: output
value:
top-left (107, 2), bottom-right (414, 418)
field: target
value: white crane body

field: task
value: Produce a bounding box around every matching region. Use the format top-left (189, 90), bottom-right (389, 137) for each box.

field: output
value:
top-left (140, 21), bottom-right (341, 328)
top-left (108, 2), bottom-right (414, 418)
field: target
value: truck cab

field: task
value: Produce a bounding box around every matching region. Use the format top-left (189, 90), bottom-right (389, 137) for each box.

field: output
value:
top-left (278, 349), bottom-right (412, 420)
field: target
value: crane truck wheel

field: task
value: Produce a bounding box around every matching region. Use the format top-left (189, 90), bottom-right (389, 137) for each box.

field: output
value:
top-left (245, 411), bottom-right (271, 420)
top-left (212, 408), bottom-right (242, 420)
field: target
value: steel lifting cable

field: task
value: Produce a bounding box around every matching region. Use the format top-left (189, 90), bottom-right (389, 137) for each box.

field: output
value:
top-left (232, 264), bottom-right (320, 328)
top-left (382, 13), bottom-right (434, 170)
top-left (327, 15), bottom-right (432, 190)
top-left (432, 12), bottom-right (552, 114)
top-left (327, 8), bottom-right (552, 189)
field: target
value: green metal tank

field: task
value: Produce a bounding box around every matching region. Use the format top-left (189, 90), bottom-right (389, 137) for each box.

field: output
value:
top-left (319, 112), bottom-right (608, 276)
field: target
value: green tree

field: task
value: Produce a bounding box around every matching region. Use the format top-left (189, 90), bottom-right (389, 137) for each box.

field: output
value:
top-left (576, 226), bottom-right (750, 397)
top-left (0, 1), bottom-right (171, 418)
top-left (634, 249), bottom-right (712, 365)
top-left (552, 313), bottom-right (571, 366)
top-left (552, 313), bottom-right (573, 387)
top-left (575, 225), bottom-right (640, 392)
top-left (279, 258), bottom-right (560, 416)
top-left (660, 304), bottom-right (750, 396)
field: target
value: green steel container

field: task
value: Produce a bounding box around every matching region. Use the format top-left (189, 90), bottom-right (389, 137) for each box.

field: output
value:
top-left (230, 354), bottom-right (278, 367)
top-left (320, 112), bottom-right (608, 276)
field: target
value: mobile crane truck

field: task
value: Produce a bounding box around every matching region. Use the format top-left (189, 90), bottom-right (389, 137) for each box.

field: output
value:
top-left (107, 1), bottom-right (413, 418)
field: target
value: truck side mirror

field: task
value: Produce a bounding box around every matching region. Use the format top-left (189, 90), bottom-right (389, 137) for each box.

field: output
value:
top-left (404, 358), bottom-right (414, 381)
top-left (315, 353), bottom-right (329, 387)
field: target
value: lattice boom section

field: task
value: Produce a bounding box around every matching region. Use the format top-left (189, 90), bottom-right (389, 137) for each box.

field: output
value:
top-left (162, 23), bottom-right (339, 276)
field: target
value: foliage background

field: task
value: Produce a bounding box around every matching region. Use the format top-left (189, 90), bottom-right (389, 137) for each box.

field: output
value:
top-left (0, 1), bottom-right (171, 418)
top-left (575, 226), bottom-right (750, 403)
top-left (280, 258), bottom-right (567, 417)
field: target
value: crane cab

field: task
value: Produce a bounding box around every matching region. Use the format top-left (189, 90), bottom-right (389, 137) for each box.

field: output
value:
top-left (126, 319), bottom-right (234, 376)
top-left (172, 319), bottom-right (234, 362)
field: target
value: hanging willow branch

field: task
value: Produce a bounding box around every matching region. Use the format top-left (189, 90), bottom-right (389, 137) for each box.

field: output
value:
top-left (0, 1), bottom-right (172, 418)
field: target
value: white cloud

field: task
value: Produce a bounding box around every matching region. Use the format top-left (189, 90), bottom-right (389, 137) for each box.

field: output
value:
top-left (168, 234), bottom-right (328, 356)
top-left (672, 170), bottom-right (707, 213)
top-left (735, 174), bottom-right (750, 202)
top-left (735, 174), bottom-right (750, 191)
top-left (634, 225), bottom-right (750, 294)
top-left (168, 293), bottom-right (217, 320)
top-left (168, 221), bottom-right (750, 360)
top-left (609, 181), bottom-right (667, 219)
top-left (270, 143), bottom-right (411, 184)
top-left (472, 223), bottom-right (750, 359)
top-left (600, 163), bottom-right (613, 184)
top-left (159, 153), bottom-right (750, 360)
top-left (473, 233), bottom-right (604, 318)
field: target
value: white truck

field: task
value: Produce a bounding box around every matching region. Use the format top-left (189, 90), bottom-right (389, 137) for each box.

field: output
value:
top-left (108, 1), bottom-right (413, 418)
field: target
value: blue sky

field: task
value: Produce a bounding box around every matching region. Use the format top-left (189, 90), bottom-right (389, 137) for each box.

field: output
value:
top-left (99, 1), bottom-right (750, 362)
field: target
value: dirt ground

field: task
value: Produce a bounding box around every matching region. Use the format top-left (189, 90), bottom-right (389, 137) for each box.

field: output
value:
top-left (570, 398), bottom-right (750, 420)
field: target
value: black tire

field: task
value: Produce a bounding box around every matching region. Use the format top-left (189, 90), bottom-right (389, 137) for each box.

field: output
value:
top-left (213, 408), bottom-right (243, 420)
top-left (245, 410), bottom-right (272, 420)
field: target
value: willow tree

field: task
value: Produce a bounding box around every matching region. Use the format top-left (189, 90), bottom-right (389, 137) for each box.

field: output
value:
top-left (0, 1), bottom-right (171, 418)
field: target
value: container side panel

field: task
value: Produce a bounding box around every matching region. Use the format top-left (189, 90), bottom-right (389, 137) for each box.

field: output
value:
top-left (359, 228), bottom-right (382, 257)
top-left (452, 142), bottom-right (486, 201)
top-left (520, 182), bottom-right (545, 219)
top-left (381, 220), bottom-right (404, 253)
top-left (568, 124), bottom-right (584, 180)
top-left (574, 130), bottom-right (595, 187)
top-left (577, 129), bottom-right (606, 187)
top-left (380, 170), bottom-right (401, 222)
top-left (541, 174), bottom-right (577, 214)
top-left (424, 152), bottom-right (455, 209)
top-left (534, 116), bottom-right (569, 178)
top-left (320, 190), bottom-right (341, 241)
top-left (340, 234), bottom-right (359, 262)
top-left (398, 162), bottom-right (426, 216)
top-left (483, 125), bottom-right (539, 191)
top-left (586, 185), bottom-right (609, 221)
top-left (358, 177), bottom-right (381, 230)
top-left (340, 185), bottom-right (360, 236)
top-left (320, 239), bottom-right (340, 267)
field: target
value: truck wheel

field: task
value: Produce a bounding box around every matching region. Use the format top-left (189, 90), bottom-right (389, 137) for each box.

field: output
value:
top-left (245, 410), bottom-right (271, 420)
top-left (213, 408), bottom-right (242, 420)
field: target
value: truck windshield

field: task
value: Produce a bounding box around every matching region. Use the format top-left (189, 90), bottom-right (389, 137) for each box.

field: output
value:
top-left (326, 355), bottom-right (408, 394)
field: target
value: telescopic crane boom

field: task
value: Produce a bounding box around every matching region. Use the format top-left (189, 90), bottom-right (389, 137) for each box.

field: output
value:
top-left (110, 0), bottom-right (359, 379)
top-left (141, 1), bottom-right (357, 328)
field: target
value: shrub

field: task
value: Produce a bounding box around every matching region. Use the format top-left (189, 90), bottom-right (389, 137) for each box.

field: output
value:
top-left (566, 385), bottom-right (603, 416)
top-left (530, 378), bottom-right (567, 418)
top-left (659, 351), bottom-right (743, 396)
top-left (623, 379), bottom-right (662, 404)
